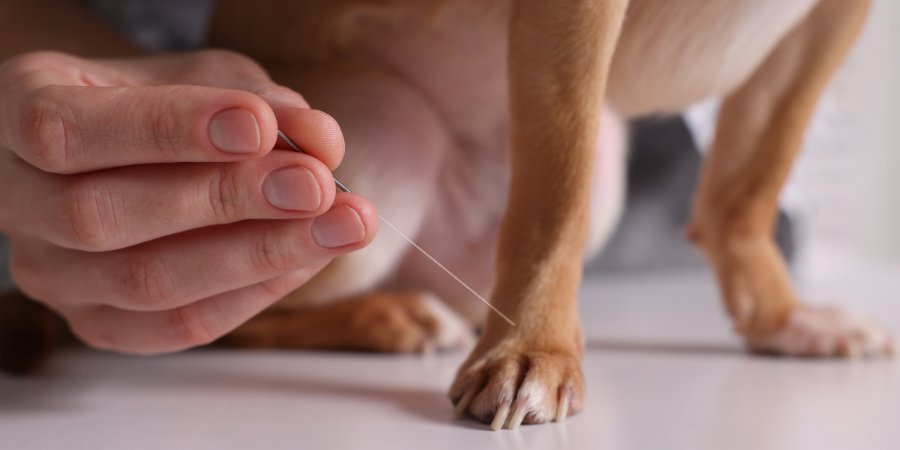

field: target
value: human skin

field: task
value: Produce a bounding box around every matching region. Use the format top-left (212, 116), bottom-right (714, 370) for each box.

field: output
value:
top-left (0, 1), bottom-right (378, 354)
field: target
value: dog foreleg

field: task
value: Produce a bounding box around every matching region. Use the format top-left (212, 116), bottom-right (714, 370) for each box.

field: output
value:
top-left (449, 0), bottom-right (630, 429)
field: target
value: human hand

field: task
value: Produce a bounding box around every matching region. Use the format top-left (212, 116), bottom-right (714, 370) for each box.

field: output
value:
top-left (0, 50), bottom-right (378, 354)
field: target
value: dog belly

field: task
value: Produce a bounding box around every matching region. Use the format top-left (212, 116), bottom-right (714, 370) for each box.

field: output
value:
top-left (609, 0), bottom-right (820, 117)
top-left (218, 0), bottom-right (819, 132)
top-left (337, 0), bottom-right (817, 123)
top-left (215, 0), bottom-right (818, 315)
top-left (291, 0), bottom-right (814, 311)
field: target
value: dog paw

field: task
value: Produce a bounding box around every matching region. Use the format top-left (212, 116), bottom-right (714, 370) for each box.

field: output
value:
top-left (747, 304), bottom-right (895, 358)
top-left (349, 291), bottom-right (475, 353)
top-left (449, 346), bottom-right (584, 430)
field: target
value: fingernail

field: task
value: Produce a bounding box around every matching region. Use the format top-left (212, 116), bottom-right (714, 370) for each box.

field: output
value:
top-left (263, 167), bottom-right (321, 211)
top-left (312, 206), bottom-right (365, 248)
top-left (208, 108), bottom-right (260, 153)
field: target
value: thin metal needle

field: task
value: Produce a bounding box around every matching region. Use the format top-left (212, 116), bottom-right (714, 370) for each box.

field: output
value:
top-left (375, 214), bottom-right (516, 326)
top-left (277, 130), bottom-right (353, 193)
top-left (276, 130), bottom-right (516, 326)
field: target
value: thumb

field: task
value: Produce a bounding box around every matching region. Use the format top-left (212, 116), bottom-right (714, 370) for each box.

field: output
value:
top-left (254, 84), bottom-right (346, 172)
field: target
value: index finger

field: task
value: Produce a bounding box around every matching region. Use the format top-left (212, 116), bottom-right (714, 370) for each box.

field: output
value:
top-left (1, 81), bottom-right (278, 173)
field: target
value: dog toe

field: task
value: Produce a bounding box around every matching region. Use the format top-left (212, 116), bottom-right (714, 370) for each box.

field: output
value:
top-left (748, 304), bottom-right (895, 358)
top-left (450, 347), bottom-right (583, 430)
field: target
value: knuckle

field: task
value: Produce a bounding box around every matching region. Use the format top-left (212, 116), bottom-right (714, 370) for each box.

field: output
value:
top-left (251, 223), bottom-right (299, 273)
top-left (206, 164), bottom-right (244, 222)
top-left (165, 307), bottom-right (217, 347)
top-left (142, 90), bottom-right (183, 156)
top-left (60, 178), bottom-right (119, 250)
top-left (120, 253), bottom-right (177, 309)
top-left (18, 86), bottom-right (78, 173)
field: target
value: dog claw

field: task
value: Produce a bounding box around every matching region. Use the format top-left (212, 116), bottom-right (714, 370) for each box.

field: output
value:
top-left (507, 404), bottom-right (527, 430)
top-left (556, 392), bottom-right (570, 422)
top-left (454, 388), bottom-right (477, 417)
top-left (490, 402), bottom-right (511, 431)
top-left (450, 350), bottom-right (583, 429)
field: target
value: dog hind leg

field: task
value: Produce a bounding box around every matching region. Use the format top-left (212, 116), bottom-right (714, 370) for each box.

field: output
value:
top-left (688, 0), bottom-right (893, 357)
top-left (585, 106), bottom-right (628, 261)
top-left (218, 289), bottom-right (474, 352)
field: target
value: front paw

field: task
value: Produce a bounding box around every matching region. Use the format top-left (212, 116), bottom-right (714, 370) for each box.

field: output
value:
top-left (747, 304), bottom-right (895, 358)
top-left (449, 344), bottom-right (584, 430)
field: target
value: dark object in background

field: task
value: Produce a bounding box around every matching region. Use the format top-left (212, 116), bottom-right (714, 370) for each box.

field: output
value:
top-left (588, 115), bottom-right (795, 272)
top-left (0, 291), bottom-right (69, 375)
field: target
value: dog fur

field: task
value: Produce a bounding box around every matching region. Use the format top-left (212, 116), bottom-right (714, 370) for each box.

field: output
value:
top-left (205, 0), bottom-right (891, 430)
top-left (1, 0), bottom-right (887, 431)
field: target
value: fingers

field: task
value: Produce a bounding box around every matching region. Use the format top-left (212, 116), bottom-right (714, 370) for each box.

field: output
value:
top-left (10, 194), bottom-right (378, 313)
top-left (0, 65), bottom-right (350, 252)
top-left (0, 150), bottom-right (341, 251)
top-left (2, 83), bottom-right (279, 173)
top-left (258, 86), bottom-right (345, 171)
top-left (0, 51), bottom-right (346, 174)
top-left (67, 271), bottom-right (312, 354)
top-left (93, 51), bottom-right (347, 170)
top-left (0, 50), bottom-right (364, 356)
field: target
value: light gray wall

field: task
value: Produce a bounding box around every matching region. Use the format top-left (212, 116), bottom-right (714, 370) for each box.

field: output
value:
top-left (792, 0), bottom-right (900, 279)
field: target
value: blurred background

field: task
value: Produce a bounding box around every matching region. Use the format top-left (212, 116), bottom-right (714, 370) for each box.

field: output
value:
top-left (590, 0), bottom-right (900, 286)
top-left (2, 4), bottom-right (899, 449)
top-left (791, 0), bottom-right (900, 281)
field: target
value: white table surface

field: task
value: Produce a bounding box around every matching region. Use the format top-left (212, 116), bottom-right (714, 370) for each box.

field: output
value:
top-left (2, 271), bottom-right (898, 450)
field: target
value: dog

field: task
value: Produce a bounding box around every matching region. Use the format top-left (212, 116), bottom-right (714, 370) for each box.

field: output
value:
top-left (1, 0), bottom-right (890, 431)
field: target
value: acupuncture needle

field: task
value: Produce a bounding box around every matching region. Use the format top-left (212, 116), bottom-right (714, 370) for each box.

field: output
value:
top-left (276, 130), bottom-right (516, 327)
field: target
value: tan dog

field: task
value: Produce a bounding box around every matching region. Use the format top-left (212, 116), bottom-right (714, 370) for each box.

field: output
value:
top-left (1, 0), bottom-right (888, 430)
top-left (205, 0), bottom-right (893, 430)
